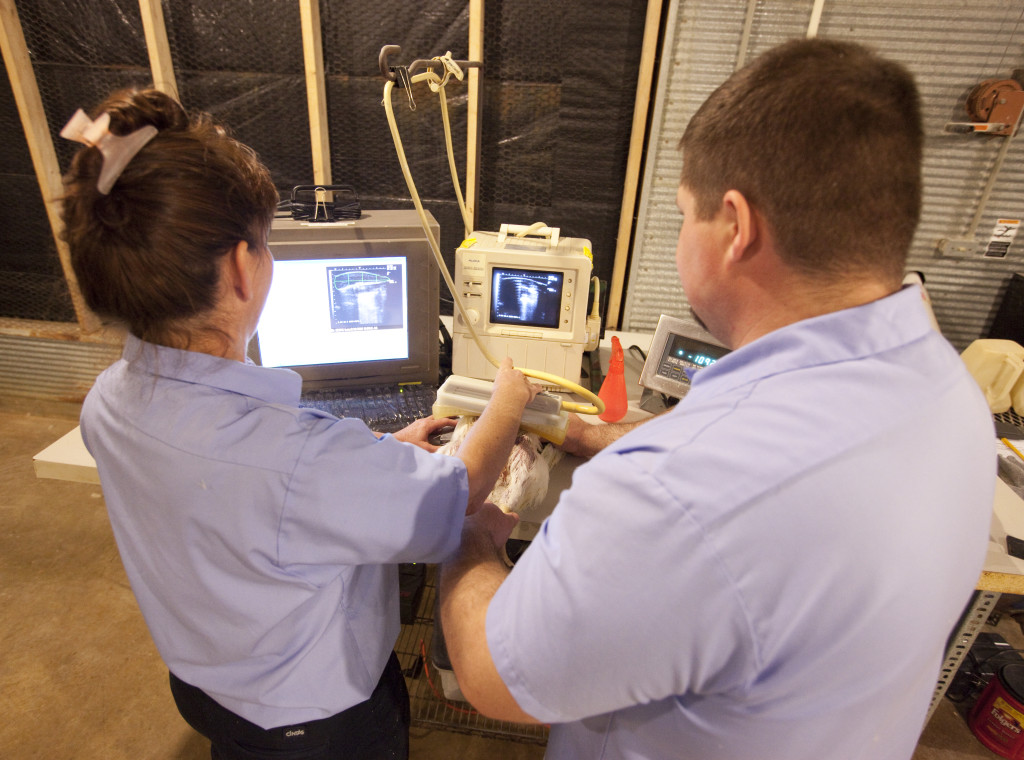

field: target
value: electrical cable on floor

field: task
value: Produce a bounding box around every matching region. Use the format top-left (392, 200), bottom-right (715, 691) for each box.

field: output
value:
top-left (418, 639), bottom-right (480, 716)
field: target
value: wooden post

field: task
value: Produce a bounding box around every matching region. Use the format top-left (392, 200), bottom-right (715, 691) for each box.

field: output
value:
top-left (300, 0), bottom-right (331, 186)
top-left (606, 0), bottom-right (663, 330)
top-left (466, 0), bottom-right (484, 234)
top-left (138, 0), bottom-right (178, 100)
top-left (807, 0), bottom-right (826, 37)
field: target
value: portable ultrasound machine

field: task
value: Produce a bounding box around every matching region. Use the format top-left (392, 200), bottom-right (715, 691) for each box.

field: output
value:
top-left (450, 223), bottom-right (594, 388)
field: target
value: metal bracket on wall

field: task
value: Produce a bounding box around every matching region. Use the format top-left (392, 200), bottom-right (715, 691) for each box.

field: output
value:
top-left (378, 45), bottom-right (482, 86)
top-left (936, 238), bottom-right (979, 258)
top-left (927, 590), bottom-right (1001, 723)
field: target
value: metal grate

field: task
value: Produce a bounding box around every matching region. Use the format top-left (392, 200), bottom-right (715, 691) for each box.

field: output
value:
top-left (395, 566), bottom-right (549, 745)
top-left (997, 409), bottom-right (1024, 436)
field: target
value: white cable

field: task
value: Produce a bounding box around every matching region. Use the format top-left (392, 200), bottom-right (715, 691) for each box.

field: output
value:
top-left (437, 80), bottom-right (473, 237)
top-left (807, 0), bottom-right (826, 37)
top-left (383, 74), bottom-right (487, 355)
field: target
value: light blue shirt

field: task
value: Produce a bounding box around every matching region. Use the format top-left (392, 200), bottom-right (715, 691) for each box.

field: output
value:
top-left (81, 335), bottom-right (468, 729)
top-left (488, 286), bottom-right (996, 759)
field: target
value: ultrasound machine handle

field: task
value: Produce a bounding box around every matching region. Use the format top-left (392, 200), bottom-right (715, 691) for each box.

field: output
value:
top-left (497, 223), bottom-right (560, 248)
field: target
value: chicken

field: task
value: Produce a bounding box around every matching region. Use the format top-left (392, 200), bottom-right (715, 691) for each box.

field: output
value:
top-left (438, 416), bottom-right (564, 520)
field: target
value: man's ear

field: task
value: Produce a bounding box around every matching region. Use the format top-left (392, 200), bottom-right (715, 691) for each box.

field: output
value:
top-left (224, 241), bottom-right (256, 302)
top-left (721, 189), bottom-right (759, 264)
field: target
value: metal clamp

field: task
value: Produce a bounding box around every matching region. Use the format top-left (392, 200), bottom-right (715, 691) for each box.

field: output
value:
top-left (378, 44), bottom-right (481, 87)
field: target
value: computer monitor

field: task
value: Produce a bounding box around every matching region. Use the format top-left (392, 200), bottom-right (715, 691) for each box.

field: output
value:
top-left (251, 210), bottom-right (440, 389)
top-left (452, 226), bottom-right (592, 385)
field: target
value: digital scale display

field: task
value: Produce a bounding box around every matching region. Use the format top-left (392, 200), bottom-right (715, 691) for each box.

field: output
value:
top-left (638, 314), bottom-right (730, 401)
top-left (657, 333), bottom-right (726, 382)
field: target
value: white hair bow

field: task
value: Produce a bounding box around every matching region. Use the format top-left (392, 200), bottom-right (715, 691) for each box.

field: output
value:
top-left (60, 109), bottom-right (158, 194)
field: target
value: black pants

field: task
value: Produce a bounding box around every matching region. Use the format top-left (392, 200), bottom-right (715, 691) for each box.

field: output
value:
top-left (169, 652), bottom-right (410, 760)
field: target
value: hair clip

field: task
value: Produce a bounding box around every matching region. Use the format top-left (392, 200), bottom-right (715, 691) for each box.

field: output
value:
top-left (60, 109), bottom-right (158, 194)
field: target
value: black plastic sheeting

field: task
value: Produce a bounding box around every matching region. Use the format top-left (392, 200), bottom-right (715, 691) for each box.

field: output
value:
top-left (1, 0), bottom-right (648, 322)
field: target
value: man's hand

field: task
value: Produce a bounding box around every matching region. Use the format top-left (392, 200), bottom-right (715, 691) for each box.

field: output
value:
top-left (463, 500), bottom-right (519, 537)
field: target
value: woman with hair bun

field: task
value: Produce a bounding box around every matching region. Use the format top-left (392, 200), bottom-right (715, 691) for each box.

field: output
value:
top-left (60, 88), bottom-right (535, 760)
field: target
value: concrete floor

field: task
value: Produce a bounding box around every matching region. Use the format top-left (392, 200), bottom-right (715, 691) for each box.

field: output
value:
top-left (0, 398), bottom-right (1008, 759)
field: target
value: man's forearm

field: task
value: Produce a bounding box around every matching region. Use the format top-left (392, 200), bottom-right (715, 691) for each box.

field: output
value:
top-left (439, 517), bottom-right (509, 689)
top-left (561, 416), bottom-right (649, 458)
top-left (439, 511), bottom-right (538, 723)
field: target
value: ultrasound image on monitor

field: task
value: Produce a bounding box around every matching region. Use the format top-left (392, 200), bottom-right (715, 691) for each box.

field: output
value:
top-left (327, 263), bottom-right (404, 331)
top-left (490, 267), bottom-right (563, 329)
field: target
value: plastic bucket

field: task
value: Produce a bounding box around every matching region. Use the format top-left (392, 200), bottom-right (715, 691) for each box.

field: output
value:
top-left (970, 663), bottom-right (1024, 758)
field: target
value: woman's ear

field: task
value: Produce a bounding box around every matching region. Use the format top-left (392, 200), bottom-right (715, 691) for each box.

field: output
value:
top-left (224, 241), bottom-right (257, 302)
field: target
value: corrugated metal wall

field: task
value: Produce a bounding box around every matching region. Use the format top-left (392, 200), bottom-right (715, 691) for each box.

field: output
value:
top-left (625, 0), bottom-right (1024, 350)
top-left (0, 333), bottom-right (120, 402)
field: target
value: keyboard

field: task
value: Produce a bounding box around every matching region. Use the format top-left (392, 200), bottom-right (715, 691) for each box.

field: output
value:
top-left (300, 383), bottom-right (438, 433)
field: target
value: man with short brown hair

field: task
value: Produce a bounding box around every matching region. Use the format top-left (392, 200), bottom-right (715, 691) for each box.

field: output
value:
top-left (440, 38), bottom-right (995, 760)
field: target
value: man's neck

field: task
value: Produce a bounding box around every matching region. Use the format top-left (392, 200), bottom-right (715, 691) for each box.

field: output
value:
top-left (726, 275), bottom-right (898, 350)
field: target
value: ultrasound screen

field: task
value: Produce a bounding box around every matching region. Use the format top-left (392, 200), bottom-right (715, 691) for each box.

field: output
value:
top-left (490, 267), bottom-right (563, 329)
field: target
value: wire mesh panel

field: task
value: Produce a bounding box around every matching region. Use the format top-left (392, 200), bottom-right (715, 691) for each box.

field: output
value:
top-left (319, 0), bottom-right (648, 311)
top-left (1, 0), bottom-right (155, 322)
top-left (3, 0), bottom-right (647, 330)
top-left (319, 0), bottom-right (474, 299)
top-left (18, 0), bottom-right (153, 171)
top-left (161, 1), bottom-right (311, 194)
top-left (0, 139), bottom-right (74, 321)
top-left (0, 76), bottom-right (69, 322)
top-left (2, 1), bottom-right (313, 324)
top-left (476, 0), bottom-right (648, 292)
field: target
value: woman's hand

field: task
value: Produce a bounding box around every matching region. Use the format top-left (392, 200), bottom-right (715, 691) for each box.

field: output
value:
top-left (391, 416), bottom-right (457, 452)
top-left (490, 357), bottom-right (541, 412)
